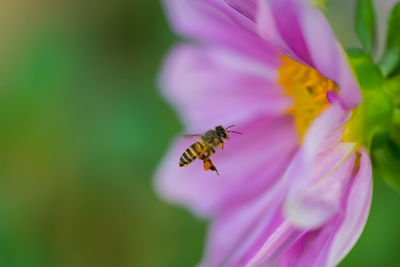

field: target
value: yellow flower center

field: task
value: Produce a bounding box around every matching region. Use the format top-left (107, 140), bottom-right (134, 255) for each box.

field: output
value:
top-left (279, 56), bottom-right (338, 142)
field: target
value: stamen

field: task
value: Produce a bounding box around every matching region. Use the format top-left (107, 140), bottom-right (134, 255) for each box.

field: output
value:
top-left (279, 56), bottom-right (338, 142)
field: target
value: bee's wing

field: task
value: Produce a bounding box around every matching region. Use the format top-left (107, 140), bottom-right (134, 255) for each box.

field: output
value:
top-left (181, 134), bottom-right (202, 139)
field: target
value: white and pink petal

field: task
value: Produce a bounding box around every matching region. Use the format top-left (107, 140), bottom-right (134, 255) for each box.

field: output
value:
top-left (281, 103), bottom-right (355, 229)
top-left (284, 143), bottom-right (357, 229)
top-left (277, 148), bottom-right (372, 267)
top-left (215, 147), bottom-right (372, 267)
top-left (326, 148), bottom-right (372, 266)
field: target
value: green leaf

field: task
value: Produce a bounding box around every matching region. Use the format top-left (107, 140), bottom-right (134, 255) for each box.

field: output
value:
top-left (355, 0), bottom-right (376, 54)
top-left (346, 50), bottom-right (393, 148)
top-left (347, 49), bottom-right (383, 91)
top-left (382, 75), bottom-right (400, 150)
top-left (372, 140), bottom-right (400, 193)
top-left (379, 3), bottom-right (400, 77)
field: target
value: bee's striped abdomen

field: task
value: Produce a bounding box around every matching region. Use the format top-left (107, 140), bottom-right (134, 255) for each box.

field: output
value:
top-left (179, 142), bottom-right (204, 167)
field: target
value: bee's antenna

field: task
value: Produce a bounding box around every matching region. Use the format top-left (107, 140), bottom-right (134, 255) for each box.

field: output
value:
top-left (227, 130), bottom-right (242, 135)
top-left (226, 125), bottom-right (236, 130)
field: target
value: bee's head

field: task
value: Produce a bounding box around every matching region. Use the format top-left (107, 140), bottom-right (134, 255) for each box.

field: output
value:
top-left (215, 125), bottom-right (229, 140)
top-left (215, 125), bottom-right (241, 140)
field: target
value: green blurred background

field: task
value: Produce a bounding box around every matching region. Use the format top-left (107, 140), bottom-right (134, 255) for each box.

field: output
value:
top-left (0, 0), bottom-right (399, 266)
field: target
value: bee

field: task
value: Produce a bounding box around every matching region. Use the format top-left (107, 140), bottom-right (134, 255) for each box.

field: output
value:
top-left (179, 125), bottom-right (241, 175)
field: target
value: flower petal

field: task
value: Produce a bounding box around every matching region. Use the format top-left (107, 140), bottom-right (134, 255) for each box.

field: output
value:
top-left (281, 103), bottom-right (353, 229)
top-left (195, 148), bottom-right (371, 266)
top-left (277, 217), bottom-right (340, 267)
top-left (300, 4), bottom-right (362, 109)
top-left (245, 219), bottom-right (304, 267)
top-left (284, 143), bottom-right (356, 229)
top-left (303, 103), bottom-right (350, 163)
top-left (199, 176), bottom-right (293, 267)
top-left (224, 0), bottom-right (258, 22)
top-left (257, 0), bottom-right (314, 67)
top-left (256, 0), bottom-right (361, 109)
top-left (163, 0), bottom-right (277, 64)
top-left (160, 45), bottom-right (291, 131)
top-left (277, 148), bottom-right (372, 266)
top-left (326, 148), bottom-right (372, 266)
top-left (154, 116), bottom-right (297, 217)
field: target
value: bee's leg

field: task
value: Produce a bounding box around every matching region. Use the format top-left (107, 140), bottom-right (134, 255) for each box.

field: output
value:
top-left (203, 158), bottom-right (212, 171)
top-left (209, 164), bottom-right (219, 176)
top-left (203, 159), bottom-right (219, 176)
top-left (221, 143), bottom-right (224, 150)
top-left (202, 148), bottom-right (218, 174)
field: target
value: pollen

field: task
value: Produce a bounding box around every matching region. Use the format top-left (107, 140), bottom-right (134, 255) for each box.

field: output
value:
top-left (279, 56), bottom-right (338, 142)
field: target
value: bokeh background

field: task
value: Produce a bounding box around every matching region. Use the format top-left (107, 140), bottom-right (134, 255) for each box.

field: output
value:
top-left (0, 0), bottom-right (399, 266)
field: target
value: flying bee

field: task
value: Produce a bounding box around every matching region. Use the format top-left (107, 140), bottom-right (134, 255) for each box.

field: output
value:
top-left (179, 125), bottom-right (241, 175)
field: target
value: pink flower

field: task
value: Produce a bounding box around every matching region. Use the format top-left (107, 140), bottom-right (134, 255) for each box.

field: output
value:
top-left (155, 0), bottom-right (372, 266)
